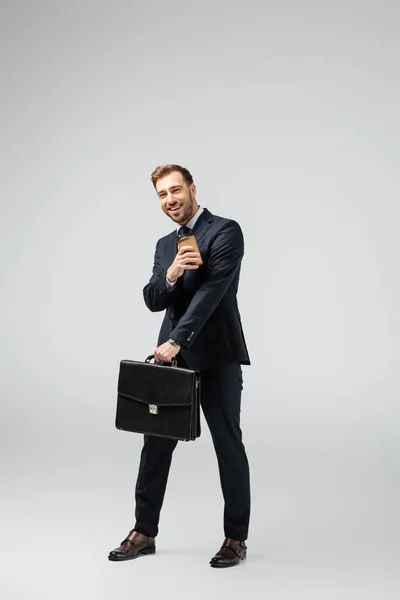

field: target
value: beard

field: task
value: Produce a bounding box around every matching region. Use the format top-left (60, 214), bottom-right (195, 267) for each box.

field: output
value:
top-left (166, 191), bottom-right (196, 225)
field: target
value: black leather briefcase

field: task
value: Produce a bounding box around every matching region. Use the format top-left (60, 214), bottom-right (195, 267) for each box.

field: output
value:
top-left (115, 355), bottom-right (201, 441)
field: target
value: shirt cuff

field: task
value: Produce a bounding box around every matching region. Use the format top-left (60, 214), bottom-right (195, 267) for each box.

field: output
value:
top-left (165, 273), bottom-right (176, 289)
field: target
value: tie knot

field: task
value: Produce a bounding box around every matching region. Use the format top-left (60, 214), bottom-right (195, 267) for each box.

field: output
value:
top-left (177, 226), bottom-right (192, 239)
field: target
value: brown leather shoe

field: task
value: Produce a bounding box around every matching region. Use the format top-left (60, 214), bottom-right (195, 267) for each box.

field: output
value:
top-left (210, 537), bottom-right (247, 568)
top-left (108, 530), bottom-right (155, 561)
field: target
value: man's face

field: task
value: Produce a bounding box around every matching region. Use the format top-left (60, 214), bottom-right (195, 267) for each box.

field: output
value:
top-left (156, 172), bottom-right (198, 225)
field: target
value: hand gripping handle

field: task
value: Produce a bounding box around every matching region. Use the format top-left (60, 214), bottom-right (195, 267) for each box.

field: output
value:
top-left (145, 354), bottom-right (178, 367)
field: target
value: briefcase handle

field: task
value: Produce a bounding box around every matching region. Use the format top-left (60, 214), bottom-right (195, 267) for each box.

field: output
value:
top-left (145, 354), bottom-right (178, 367)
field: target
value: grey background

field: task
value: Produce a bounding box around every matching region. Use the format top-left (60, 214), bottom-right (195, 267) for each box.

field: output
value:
top-left (1, 1), bottom-right (399, 598)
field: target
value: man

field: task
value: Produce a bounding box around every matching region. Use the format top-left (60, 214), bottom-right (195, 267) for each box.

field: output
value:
top-left (108, 165), bottom-right (251, 568)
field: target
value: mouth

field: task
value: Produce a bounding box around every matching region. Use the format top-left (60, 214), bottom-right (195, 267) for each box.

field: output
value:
top-left (169, 205), bottom-right (182, 214)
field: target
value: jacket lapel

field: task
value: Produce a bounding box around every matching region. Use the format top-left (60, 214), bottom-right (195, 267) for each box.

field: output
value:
top-left (192, 208), bottom-right (214, 243)
top-left (165, 230), bottom-right (178, 268)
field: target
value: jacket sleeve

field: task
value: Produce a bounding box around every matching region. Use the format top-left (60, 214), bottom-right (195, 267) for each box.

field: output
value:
top-left (143, 240), bottom-right (178, 312)
top-left (169, 220), bottom-right (244, 348)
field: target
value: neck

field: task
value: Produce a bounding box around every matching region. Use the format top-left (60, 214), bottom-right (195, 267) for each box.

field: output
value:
top-left (182, 204), bottom-right (199, 225)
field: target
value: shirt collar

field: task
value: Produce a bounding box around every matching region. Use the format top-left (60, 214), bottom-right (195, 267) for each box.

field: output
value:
top-left (177, 206), bottom-right (204, 231)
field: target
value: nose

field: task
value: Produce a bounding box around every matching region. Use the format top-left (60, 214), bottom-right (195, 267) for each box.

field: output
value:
top-left (166, 193), bottom-right (177, 205)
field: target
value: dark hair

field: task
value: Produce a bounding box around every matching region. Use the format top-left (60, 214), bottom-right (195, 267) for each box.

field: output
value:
top-left (151, 164), bottom-right (194, 188)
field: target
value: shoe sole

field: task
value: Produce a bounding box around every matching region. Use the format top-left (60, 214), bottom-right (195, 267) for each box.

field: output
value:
top-left (209, 552), bottom-right (247, 568)
top-left (108, 547), bottom-right (156, 561)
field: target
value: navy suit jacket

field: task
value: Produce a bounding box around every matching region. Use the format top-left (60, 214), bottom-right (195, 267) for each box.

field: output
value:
top-left (143, 208), bottom-right (250, 371)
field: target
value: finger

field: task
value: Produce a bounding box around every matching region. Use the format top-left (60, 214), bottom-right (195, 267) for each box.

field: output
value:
top-left (178, 245), bottom-right (194, 254)
top-left (179, 251), bottom-right (200, 259)
top-left (179, 252), bottom-right (199, 258)
top-left (183, 258), bottom-right (201, 265)
top-left (181, 257), bottom-right (200, 264)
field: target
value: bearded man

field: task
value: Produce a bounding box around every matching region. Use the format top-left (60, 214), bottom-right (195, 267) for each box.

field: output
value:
top-left (108, 164), bottom-right (251, 568)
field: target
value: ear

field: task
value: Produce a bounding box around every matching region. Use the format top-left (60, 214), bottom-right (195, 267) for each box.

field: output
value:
top-left (190, 183), bottom-right (197, 196)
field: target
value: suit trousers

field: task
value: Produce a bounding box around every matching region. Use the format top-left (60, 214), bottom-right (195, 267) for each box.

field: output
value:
top-left (133, 361), bottom-right (251, 541)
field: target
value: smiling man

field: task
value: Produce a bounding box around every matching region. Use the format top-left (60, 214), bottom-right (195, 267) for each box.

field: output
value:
top-left (108, 164), bottom-right (251, 568)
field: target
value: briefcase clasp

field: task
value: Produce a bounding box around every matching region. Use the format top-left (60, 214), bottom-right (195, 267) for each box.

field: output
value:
top-left (149, 404), bottom-right (159, 415)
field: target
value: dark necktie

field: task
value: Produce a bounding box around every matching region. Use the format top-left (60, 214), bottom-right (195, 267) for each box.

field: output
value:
top-left (177, 226), bottom-right (192, 239)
